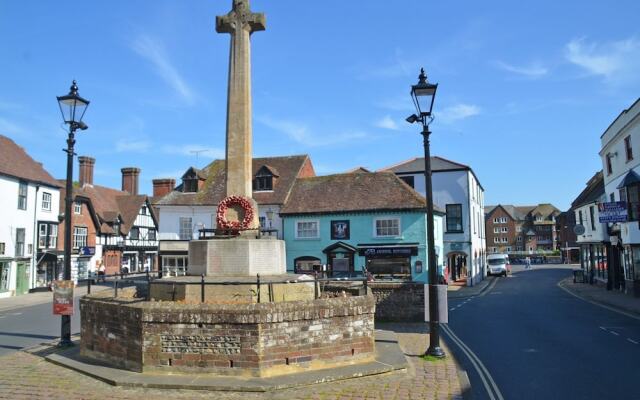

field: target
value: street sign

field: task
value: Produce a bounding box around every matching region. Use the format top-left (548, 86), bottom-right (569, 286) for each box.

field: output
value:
top-left (424, 284), bottom-right (448, 323)
top-left (573, 224), bottom-right (585, 235)
top-left (52, 280), bottom-right (74, 315)
top-left (598, 202), bottom-right (628, 223)
top-left (79, 246), bottom-right (95, 256)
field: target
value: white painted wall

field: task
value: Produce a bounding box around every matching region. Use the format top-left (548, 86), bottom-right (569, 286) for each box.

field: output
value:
top-left (396, 169), bottom-right (486, 285)
top-left (601, 101), bottom-right (640, 245)
top-left (574, 200), bottom-right (608, 244)
top-left (158, 204), bottom-right (284, 241)
top-left (0, 175), bottom-right (60, 297)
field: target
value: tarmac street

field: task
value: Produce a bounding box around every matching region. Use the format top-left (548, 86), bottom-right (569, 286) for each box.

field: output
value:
top-left (444, 264), bottom-right (640, 400)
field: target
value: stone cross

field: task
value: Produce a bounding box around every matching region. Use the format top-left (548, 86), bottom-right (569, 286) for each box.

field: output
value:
top-left (216, 0), bottom-right (266, 198)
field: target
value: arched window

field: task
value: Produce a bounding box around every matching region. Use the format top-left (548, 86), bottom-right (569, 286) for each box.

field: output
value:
top-left (294, 256), bottom-right (321, 274)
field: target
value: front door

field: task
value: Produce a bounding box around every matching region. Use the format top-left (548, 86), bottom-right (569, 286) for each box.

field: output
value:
top-left (16, 262), bottom-right (29, 295)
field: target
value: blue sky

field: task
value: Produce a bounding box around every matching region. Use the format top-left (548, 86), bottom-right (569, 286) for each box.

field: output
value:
top-left (1, 0), bottom-right (639, 210)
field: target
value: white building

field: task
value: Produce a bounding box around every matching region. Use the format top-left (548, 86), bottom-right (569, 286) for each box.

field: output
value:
top-left (382, 156), bottom-right (486, 286)
top-left (153, 155), bottom-right (315, 276)
top-left (599, 98), bottom-right (640, 294)
top-left (0, 135), bottom-right (61, 298)
top-left (571, 171), bottom-right (610, 285)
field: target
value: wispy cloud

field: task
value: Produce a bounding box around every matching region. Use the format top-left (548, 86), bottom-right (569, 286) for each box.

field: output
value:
top-left (437, 104), bottom-right (481, 124)
top-left (0, 117), bottom-right (24, 135)
top-left (116, 138), bottom-right (152, 153)
top-left (356, 48), bottom-right (414, 80)
top-left (374, 115), bottom-right (400, 131)
top-left (257, 115), bottom-right (368, 147)
top-left (131, 35), bottom-right (196, 105)
top-left (161, 145), bottom-right (225, 159)
top-left (565, 37), bottom-right (640, 84)
top-left (493, 60), bottom-right (548, 78)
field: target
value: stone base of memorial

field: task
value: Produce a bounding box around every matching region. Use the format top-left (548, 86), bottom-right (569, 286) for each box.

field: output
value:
top-left (80, 289), bottom-right (376, 377)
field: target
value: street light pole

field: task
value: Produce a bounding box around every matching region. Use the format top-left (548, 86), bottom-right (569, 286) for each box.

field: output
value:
top-left (406, 68), bottom-right (444, 358)
top-left (57, 80), bottom-right (90, 347)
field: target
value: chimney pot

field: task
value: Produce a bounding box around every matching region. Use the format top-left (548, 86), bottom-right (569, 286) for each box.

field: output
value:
top-left (121, 167), bottom-right (141, 195)
top-left (152, 178), bottom-right (176, 197)
top-left (78, 156), bottom-right (95, 187)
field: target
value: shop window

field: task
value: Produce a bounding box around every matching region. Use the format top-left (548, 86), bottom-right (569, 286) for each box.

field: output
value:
top-left (0, 262), bottom-right (8, 292)
top-left (374, 217), bottom-right (400, 237)
top-left (294, 256), bottom-right (322, 274)
top-left (295, 220), bottom-right (319, 239)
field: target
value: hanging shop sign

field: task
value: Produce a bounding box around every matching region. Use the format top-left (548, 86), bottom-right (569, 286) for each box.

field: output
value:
top-left (598, 202), bottom-right (628, 223)
top-left (52, 280), bottom-right (74, 315)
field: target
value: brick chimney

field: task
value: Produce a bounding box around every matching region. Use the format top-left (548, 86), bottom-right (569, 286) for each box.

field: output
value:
top-left (152, 178), bottom-right (176, 197)
top-left (121, 167), bottom-right (141, 195)
top-left (78, 156), bottom-right (95, 187)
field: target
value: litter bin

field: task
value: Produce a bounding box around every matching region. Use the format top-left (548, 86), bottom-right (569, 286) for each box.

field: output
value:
top-left (573, 270), bottom-right (585, 283)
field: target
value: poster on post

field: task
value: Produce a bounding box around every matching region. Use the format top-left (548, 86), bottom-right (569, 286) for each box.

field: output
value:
top-left (52, 280), bottom-right (74, 315)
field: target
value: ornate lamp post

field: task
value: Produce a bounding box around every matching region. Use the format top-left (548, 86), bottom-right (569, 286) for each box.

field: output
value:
top-left (406, 68), bottom-right (445, 358)
top-left (56, 80), bottom-right (89, 347)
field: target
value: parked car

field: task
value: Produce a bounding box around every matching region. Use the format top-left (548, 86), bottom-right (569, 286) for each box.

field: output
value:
top-left (487, 254), bottom-right (509, 277)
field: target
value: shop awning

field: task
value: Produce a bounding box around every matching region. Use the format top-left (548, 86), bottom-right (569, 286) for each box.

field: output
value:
top-left (617, 170), bottom-right (640, 189)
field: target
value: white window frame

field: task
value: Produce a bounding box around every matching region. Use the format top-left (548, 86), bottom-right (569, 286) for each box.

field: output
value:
top-left (295, 219), bottom-right (320, 239)
top-left (74, 202), bottom-right (82, 215)
top-left (179, 217), bottom-right (193, 240)
top-left (501, 227), bottom-right (508, 233)
top-left (373, 216), bottom-right (401, 238)
top-left (42, 192), bottom-right (51, 211)
top-left (494, 227), bottom-right (499, 233)
top-left (73, 226), bottom-right (88, 248)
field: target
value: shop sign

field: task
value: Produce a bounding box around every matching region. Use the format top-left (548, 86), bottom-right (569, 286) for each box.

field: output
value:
top-left (79, 247), bottom-right (96, 256)
top-left (450, 243), bottom-right (463, 251)
top-left (598, 202), bottom-right (628, 223)
top-left (52, 280), bottom-right (74, 315)
top-left (359, 246), bottom-right (417, 257)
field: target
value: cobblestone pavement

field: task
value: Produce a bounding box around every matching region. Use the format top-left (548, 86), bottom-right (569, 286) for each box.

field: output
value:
top-left (0, 323), bottom-right (464, 400)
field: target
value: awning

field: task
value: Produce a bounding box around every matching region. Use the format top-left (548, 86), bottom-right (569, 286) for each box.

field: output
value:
top-left (617, 170), bottom-right (640, 189)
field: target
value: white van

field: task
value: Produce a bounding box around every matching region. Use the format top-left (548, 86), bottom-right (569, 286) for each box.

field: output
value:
top-left (487, 254), bottom-right (509, 277)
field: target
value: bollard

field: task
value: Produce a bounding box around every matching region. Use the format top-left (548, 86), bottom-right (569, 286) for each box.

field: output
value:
top-left (269, 282), bottom-right (274, 302)
top-left (363, 276), bottom-right (368, 296)
top-left (201, 274), bottom-right (205, 303)
top-left (314, 272), bottom-right (319, 299)
top-left (114, 280), bottom-right (119, 298)
top-left (87, 277), bottom-right (92, 295)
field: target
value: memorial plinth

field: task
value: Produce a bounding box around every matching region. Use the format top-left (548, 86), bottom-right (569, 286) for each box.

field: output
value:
top-left (188, 237), bottom-right (286, 277)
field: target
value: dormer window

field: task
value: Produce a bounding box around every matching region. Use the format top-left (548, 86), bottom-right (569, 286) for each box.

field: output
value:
top-left (253, 165), bottom-right (278, 192)
top-left (181, 167), bottom-right (204, 193)
top-left (184, 178), bottom-right (198, 193)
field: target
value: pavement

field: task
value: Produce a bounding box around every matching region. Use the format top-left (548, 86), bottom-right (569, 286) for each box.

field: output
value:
top-left (447, 275), bottom-right (495, 299)
top-left (559, 275), bottom-right (640, 319)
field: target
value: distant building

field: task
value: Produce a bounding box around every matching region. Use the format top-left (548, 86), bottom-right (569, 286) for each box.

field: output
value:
top-left (570, 171), bottom-right (611, 284)
top-left (280, 171), bottom-right (444, 283)
top-left (382, 156), bottom-right (485, 286)
top-left (56, 157), bottom-right (159, 281)
top-left (599, 98), bottom-right (640, 295)
top-left (484, 204), bottom-right (561, 257)
top-left (153, 155), bottom-right (315, 276)
top-left (556, 211), bottom-right (579, 263)
top-left (0, 135), bottom-right (61, 297)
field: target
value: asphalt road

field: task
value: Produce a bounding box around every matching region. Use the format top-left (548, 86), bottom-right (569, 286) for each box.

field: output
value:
top-left (445, 265), bottom-right (640, 400)
top-left (0, 295), bottom-right (82, 356)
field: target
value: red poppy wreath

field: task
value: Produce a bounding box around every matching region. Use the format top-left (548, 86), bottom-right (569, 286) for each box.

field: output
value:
top-left (216, 195), bottom-right (255, 231)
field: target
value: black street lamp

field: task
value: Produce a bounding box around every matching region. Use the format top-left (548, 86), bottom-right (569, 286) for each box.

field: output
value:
top-left (57, 80), bottom-right (89, 347)
top-left (406, 68), bottom-right (445, 358)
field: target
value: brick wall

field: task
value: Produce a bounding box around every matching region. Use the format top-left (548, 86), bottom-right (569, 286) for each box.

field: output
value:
top-left (80, 292), bottom-right (375, 376)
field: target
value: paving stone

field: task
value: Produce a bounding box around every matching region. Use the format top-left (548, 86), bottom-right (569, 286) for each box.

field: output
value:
top-left (0, 323), bottom-right (464, 400)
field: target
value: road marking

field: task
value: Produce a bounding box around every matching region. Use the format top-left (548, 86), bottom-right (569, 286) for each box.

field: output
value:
top-left (627, 338), bottom-right (638, 345)
top-left (610, 331), bottom-right (620, 336)
top-left (557, 280), bottom-right (640, 322)
top-left (9, 312), bottom-right (22, 316)
top-left (478, 278), bottom-right (500, 297)
top-left (599, 326), bottom-right (608, 331)
top-left (442, 324), bottom-right (504, 400)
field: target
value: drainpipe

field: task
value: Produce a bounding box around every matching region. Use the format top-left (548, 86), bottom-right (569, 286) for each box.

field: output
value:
top-left (30, 184), bottom-right (40, 290)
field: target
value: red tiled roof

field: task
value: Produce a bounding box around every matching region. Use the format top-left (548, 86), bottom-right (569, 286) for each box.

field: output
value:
top-left (156, 155), bottom-right (314, 207)
top-left (0, 135), bottom-right (60, 188)
top-left (280, 171), bottom-right (438, 215)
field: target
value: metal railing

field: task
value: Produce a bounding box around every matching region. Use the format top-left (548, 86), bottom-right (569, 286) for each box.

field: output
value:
top-left (79, 272), bottom-right (368, 303)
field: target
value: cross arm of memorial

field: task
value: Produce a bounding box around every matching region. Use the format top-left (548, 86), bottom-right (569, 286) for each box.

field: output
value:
top-left (216, 0), bottom-right (266, 34)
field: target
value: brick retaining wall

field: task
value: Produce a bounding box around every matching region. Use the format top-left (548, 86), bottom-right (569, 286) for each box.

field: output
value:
top-left (80, 292), bottom-right (375, 376)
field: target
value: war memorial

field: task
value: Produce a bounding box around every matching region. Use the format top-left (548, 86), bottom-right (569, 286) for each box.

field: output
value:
top-left (46, 0), bottom-right (406, 390)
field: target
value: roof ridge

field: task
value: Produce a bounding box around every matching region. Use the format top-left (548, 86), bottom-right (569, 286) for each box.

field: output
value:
top-left (378, 157), bottom-right (419, 172)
